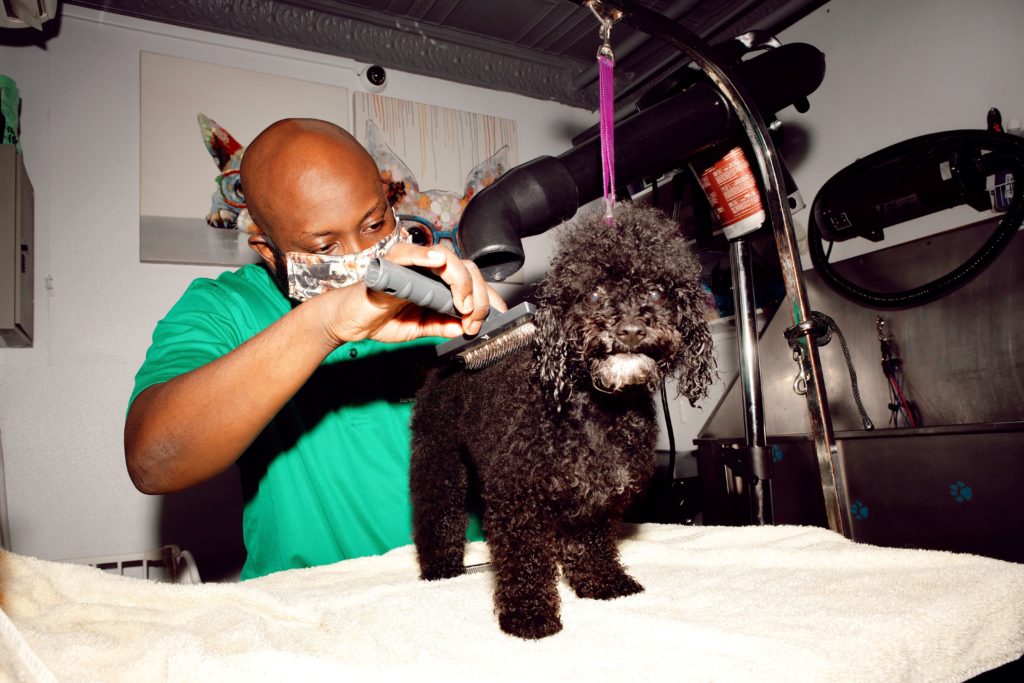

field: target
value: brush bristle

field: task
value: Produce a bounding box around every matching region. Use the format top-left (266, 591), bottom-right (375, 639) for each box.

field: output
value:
top-left (458, 321), bottom-right (537, 370)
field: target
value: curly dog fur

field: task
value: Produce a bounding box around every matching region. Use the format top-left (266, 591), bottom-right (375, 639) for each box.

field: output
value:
top-left (410, 202), bottom-right (715, 639)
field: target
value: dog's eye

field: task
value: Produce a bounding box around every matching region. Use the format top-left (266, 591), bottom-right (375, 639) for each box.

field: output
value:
top-left (585, 289), bottom-right (603, 306)
top-left (648, 289), bottom-right (665, 304)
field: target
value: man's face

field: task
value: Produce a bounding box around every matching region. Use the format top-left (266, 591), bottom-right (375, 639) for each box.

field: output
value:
top-left (266, 165), bottom-right (397, 258)
top-left (245, 130), bottom-right (396, 296)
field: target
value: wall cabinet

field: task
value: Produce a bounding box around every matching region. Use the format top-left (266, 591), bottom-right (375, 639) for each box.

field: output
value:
top-left (0, 144), bottom-right (33, 347)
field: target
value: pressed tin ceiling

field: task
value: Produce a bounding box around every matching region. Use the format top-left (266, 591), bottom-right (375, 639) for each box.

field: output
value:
top-left (66, 0), bottom-right (827, 109)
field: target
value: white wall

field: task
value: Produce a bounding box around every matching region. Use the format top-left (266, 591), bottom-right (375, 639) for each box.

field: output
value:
top-left (0, 6), bottom-right (595, 563)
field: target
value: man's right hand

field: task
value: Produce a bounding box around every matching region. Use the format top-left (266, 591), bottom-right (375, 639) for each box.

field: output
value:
top-left (312, 243), bottom-right (505, 349)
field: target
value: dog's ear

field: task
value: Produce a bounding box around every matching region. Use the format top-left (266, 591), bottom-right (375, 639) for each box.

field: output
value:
top-left (533, 306), bottom-right (574, 412)
top-left (670, 287), bottom-right (717, 406)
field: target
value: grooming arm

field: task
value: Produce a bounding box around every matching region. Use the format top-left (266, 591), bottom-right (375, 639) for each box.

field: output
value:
top-left (574, 0), bottom-right (846, 536)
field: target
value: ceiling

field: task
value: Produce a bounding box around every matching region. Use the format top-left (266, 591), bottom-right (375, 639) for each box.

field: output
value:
top-left (65, 0), bottom-right (827, 110)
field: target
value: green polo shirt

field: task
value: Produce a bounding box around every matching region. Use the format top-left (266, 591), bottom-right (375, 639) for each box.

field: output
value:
top-left (129, 263), bottom-right (479, 580)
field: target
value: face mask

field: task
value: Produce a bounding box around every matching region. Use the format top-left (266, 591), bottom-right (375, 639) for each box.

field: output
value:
top-left (284, 210), bottom-right (410, 301)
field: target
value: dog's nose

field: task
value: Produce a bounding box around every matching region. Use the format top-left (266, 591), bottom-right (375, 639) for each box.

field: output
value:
top-left (615, 321), bottom-right (646, 349)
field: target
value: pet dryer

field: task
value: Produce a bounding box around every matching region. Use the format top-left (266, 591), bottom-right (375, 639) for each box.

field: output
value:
top-left (807, 129), bottom-right (1024, 308)
top-left (457, 41), bottom-right (825, 282)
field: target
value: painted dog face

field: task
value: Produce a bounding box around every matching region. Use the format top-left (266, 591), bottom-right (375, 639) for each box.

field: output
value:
top-left (362, 120), bottom-right (510, 256)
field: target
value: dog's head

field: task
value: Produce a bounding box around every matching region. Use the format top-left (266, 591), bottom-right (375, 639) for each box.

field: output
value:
top-left (533, 202), bottom-right (715, 409)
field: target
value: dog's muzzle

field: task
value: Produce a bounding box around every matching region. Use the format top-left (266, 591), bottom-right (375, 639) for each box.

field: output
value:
top-left (590, 353), bottom-right (661, 392)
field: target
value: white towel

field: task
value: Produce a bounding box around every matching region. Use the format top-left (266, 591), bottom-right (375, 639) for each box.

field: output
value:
top-left (1, 524), bottom-right (1022, 682)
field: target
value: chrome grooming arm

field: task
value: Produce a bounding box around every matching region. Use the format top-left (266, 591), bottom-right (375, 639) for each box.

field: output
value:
top-left (573, 0), bottom-right (848, 535)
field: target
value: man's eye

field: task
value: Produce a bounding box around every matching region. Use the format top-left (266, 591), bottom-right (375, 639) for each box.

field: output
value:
top-left (312, 243), bottom-right (334, 254)
top-left (361, 220), bottom-right (386, 235)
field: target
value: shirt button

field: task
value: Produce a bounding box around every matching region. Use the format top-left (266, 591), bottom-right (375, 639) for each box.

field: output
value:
top-left (349, 348), bottom-right (359, 358)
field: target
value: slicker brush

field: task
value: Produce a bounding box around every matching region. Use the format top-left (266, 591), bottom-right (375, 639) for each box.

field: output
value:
top-left (365, 258), bottom-right (536, 370)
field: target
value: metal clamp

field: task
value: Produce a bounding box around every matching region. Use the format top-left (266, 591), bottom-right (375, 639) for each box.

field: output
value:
top-left (586, 0), bottom-right (620, 58)
top-left (718, 444), bottom-right (774, 482)
top-left (784, 316), bottom-right (829, 347)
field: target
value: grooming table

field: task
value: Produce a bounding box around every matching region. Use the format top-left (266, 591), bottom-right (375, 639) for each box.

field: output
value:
top-left (2, 524), bottom-right (1022, 682)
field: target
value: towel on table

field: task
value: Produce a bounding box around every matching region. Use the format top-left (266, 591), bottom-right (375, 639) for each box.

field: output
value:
top-left (1, 523), bottom-right (1022, 682)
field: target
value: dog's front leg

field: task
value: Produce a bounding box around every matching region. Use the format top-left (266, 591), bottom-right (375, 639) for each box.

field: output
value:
top-left (487, 511), bottom-right (563, 639)
top-left (558, 521), bottom-right (643, 600)
top-left (410, 439), bottom-right (469, 581)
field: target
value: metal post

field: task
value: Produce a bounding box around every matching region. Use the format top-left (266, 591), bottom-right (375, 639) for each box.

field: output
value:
top-left (729, 238), bottom-right (773, 525)
top-left (577, 0), bottom-right (848, 535)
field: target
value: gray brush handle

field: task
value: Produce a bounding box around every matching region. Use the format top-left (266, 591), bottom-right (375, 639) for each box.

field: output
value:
top-left (365, 258), bottom-right (460, 317)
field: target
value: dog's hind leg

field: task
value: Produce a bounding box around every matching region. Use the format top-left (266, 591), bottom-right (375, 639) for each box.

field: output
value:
top-left (558, 521), bottom-right (643, 600)
top-left (410, 436), bottom-right (470, 581)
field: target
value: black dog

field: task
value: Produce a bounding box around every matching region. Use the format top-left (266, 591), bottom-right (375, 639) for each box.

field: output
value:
top-left (410, 202), bottom-right (715, 639)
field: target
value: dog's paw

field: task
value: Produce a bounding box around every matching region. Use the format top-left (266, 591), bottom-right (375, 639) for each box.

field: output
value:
top-left (570, 572), bottom-right (644, 600)
top-left (205, 209), bottom-right (238, 230)
top-left (419, 561), bottom-right (466, 582)
top-left (499, 610), bottom-right (563, 640)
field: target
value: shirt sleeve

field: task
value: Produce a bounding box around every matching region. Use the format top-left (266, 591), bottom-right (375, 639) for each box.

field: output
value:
top-left (128, 279), bottom-right (245, 410)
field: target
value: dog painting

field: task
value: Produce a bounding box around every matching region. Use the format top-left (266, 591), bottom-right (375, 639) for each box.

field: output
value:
top-left (193, 115), bottom-right (510, 255)
top-left (198, 113), bottom-right (246, 230)
top-left (410, 202), bottom-right (715, 639)
top-left (139, 52), bottom-right (349, 266)
top-left (363, 120), bottom-right (511, 256)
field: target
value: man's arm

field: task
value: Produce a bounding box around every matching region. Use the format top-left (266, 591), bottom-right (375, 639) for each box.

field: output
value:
top-left (125, 245), bottom-right (499, 494)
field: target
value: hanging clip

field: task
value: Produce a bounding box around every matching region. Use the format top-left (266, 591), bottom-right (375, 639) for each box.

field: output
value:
top-left (791, 349), bottom-right (808, 395)
top-left (875, 316), bottom-right (890, 342)
top-left (586, 0), bottom-right (620, 60)
top-left (587, 0), bottom-right (621, 225)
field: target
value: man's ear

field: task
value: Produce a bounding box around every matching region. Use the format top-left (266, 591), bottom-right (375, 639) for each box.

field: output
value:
top-left (247, 232), bottom-right (276, 268)
top-left (240, 208), bottom-right (277, 268)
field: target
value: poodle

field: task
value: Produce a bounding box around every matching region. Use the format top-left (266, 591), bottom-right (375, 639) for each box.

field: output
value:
top-left (409, 202), bottom-right (715, 639)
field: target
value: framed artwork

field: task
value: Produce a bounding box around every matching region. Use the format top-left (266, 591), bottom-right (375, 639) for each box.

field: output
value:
top-left (139, 52), bottom-right (349, 266)
top-left (353, 92), bottom-right (520, 279)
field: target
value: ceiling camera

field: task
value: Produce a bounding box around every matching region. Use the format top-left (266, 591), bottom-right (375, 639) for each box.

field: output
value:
top-left (360, 65), bottom-right (388, 93)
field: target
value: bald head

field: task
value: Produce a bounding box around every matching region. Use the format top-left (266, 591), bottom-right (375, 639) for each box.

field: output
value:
top-left (240, 118), bottom-right (380, 240)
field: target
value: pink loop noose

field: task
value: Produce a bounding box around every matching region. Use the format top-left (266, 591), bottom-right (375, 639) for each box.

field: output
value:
top-left (598, 51), bottom-right (616, 225)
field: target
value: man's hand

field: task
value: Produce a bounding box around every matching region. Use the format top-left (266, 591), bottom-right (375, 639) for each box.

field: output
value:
top-left (313, 243), bottom-right (506, 347)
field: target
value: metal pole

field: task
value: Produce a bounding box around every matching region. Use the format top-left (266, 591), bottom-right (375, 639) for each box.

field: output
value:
top-left (729, 238), bottom-right (773, 525)
top-left (577, 0), bottom-right (848, 535)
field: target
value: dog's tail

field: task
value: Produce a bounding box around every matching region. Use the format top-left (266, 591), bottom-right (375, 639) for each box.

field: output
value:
top-left (365, 258), bottom-right (535, 370)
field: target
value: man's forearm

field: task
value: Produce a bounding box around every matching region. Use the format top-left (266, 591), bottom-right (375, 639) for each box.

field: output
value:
top-left (124, 297), bottom-right (338, 494)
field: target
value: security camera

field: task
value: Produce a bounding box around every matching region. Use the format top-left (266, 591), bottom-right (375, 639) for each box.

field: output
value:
top-left (359, 65), bottom-right (388, 93)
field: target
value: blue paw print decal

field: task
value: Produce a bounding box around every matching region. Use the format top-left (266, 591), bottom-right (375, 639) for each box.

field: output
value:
top-left (950, 481), bottom-right (973, 503)
top-left (771, 446), bottom-right (784, 463)
top-left (851, 500), bottom-right (869, 520)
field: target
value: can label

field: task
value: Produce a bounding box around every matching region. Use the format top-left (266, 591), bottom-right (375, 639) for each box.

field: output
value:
top-left (698, 146), bottom-right (765, 239)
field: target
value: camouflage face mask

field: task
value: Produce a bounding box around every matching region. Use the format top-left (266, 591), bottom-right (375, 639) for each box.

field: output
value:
top-left (285, 211), bottom-right (410, 301)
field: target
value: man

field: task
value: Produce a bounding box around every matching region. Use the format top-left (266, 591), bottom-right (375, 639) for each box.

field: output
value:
top-left (126, 119), bottom-right (499, 579)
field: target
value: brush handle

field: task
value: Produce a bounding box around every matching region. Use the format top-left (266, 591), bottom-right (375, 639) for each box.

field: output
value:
top-left (368, 258), bottom-right (536, 365)
top-left (366, 258), bottom-right (496, 318)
